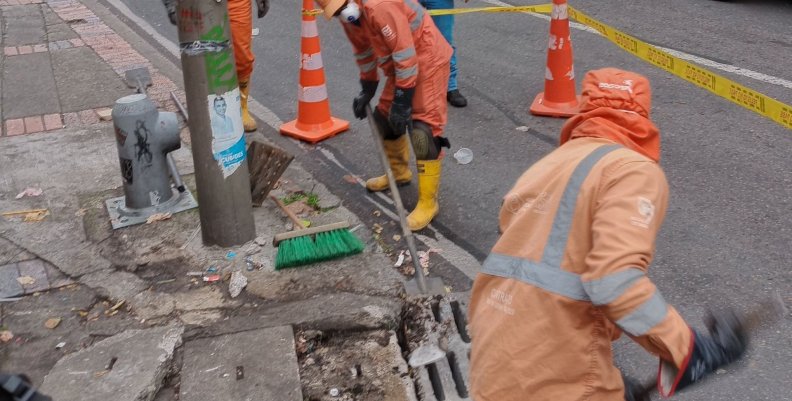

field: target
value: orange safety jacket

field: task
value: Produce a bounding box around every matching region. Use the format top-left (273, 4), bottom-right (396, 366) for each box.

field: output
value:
top-left (468, 68), bottom-right (694, 401)
top-left (340, 0), bottom-right (452, 90)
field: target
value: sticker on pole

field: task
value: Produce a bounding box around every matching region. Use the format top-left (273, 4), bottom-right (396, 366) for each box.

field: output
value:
top-left (208, 88), bottom-right (246, 178)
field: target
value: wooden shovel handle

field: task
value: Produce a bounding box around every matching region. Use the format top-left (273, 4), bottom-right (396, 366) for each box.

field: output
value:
top-left (270, 194), bottom-right (304, 229)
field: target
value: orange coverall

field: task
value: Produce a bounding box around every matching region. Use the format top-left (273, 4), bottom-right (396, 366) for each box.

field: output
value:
top-left (340, 0), bottom-right (453, 136)
top-left (468, 68), bottom-right (694, 401)
top-left (228, 0), bottom-right (254, 82)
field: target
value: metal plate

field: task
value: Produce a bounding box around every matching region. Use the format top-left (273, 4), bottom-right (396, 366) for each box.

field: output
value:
top-left (106, 188), bottom-right (198, 229)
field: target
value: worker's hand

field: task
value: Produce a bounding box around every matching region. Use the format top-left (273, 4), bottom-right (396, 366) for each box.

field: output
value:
top-left (665, 308), bottom-right (748, 395)
top-left (161, 0), bottom-right (177, 25)
top-left (255, 0), bottom-right (269, 18)
top-left (389, 87), bottom-right (415, 135)
top-left (353, 80), bottom-right (379, 119)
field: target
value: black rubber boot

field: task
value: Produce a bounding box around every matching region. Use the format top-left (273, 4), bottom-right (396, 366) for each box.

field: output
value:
top-left (447, 89), bottom-right (468, 108)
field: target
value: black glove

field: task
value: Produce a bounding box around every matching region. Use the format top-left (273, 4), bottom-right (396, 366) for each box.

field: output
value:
top-left (389, 86), bottom-right (415, 136)
top-left (622, 374), bottom-right (651, 401)
top-left (663, 309), bottom-right (747, 395)
top-left (256, 0), bottom-right (270, 18)
top-left (162, 0), bottom-right (177, 25)
top-left (353, 80), bottom-right (379, 120)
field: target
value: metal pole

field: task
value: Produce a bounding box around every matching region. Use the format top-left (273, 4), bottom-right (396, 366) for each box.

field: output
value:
top-left (176, 0), bottom-right (255, 246)
top-left (365, 106), bottom-right (428, 294)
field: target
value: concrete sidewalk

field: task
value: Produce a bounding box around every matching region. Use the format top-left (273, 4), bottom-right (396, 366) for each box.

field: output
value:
top-left (0, 0), bottom-right (427, 400)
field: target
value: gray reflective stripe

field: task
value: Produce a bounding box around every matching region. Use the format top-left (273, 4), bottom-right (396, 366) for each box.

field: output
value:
top-left (616, 290), bottom-right (668, 336)
top-left (355, 48), bottom-right (374, 60)
top-left (393, 46), bottom-right (416, 62)
top-left (395, 65), bottom-right (418, 79)
top-left (403, 0), bottom-right (424, 31)
top-left (359, 61), bottom-right (377, 73)
top-left (541, 145), bottom-right (621, 267)
top-left (482, 253), bottom-right (590, 301)
top-left (582, 268), bottom-right (645, 305)
top-left (378, 55), bottom-right (391, 66)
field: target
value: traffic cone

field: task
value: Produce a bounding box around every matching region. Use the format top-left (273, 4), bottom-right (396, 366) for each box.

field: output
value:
top-left (529, 0), bottom-right (581, 117)
top-left (280, 0), bottom-right (349, 143)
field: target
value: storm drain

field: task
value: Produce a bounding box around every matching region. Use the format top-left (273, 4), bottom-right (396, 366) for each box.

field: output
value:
top-left (413, 297), bottom-right (471, 401)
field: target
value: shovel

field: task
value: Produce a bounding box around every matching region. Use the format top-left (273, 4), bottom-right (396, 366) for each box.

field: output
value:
top-left (124, 67), bottom-right (186, 193)
top-left (365, 105), bottom-right (445, 296)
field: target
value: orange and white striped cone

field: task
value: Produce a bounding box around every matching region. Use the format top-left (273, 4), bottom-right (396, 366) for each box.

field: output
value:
top-left (280, 0), bottom-right (349, 143)
top-left (529, 0), bottom-right (581, 118)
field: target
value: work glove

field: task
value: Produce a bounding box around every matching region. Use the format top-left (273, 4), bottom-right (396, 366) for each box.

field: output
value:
top-left (161, 0), bottom-right (177, 25)
top-left (353, 80), bottom-right (379, 120)
top-left (661, 309), bottom-right (748, 395)
top-left (255, 0), bottom-right (270, 18)
top-left (389, 86), bottom-right (415, 136)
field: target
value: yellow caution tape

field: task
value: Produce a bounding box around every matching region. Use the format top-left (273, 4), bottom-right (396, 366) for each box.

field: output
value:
top-left (427, 4), bottom-right (552, 16)
top-left (566, 7), bottom-right (792, 131)
top-left (302, 3), bottom-right (791, 130)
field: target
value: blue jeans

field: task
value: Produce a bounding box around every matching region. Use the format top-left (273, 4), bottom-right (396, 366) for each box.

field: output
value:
top-left (420, 0), bottom-right (458, 91)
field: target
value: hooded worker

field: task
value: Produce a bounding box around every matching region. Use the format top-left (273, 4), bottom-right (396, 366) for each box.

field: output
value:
top-left (316, 0), bottom-right (453, 231)
top-left (468, 68), bottom-right (747, 401)
top-left (162, 0), bottom-right (268, 132)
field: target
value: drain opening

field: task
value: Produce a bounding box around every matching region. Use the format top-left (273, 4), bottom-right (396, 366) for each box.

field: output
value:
top-left (450, 301), bottom-right (471, 343)
top-left (447, 352), bottom-right (469, 398)
top-left (431, 301), bottom-right (441, 322)
top-left (427, 363), bottom-right (445, 401)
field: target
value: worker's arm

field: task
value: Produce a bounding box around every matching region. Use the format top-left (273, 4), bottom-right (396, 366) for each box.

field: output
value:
top-left (581, 160), bottom-right (746, 396)
top-left (340, 22), bottom-right (378, 83)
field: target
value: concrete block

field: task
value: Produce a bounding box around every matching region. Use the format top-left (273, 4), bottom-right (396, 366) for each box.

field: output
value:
top-left (40, 325), bottom-right (184, 401)
top-left (180, 326), bottom-right (303, 401)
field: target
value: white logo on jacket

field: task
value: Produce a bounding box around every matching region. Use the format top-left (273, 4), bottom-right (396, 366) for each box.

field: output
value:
top-left (381, 25), bottom-right (396, 41)
top-left (487, 289), bottom-right (515, 315)
top-left (630, 196), bottom-right (655, 228)
top-left (598, 80), bottom-right (634, 94)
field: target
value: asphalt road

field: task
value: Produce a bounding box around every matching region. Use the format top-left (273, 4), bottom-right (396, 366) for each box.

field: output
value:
top-left (109, 0), bottom-right (791, 399)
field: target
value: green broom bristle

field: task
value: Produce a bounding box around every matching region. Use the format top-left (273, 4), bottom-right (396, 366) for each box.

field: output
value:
top-left (275, 228), bottom-right (364, 270)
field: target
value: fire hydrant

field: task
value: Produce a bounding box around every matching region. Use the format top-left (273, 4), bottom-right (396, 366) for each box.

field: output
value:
top-left (106, 93), bottom-right (197, 228)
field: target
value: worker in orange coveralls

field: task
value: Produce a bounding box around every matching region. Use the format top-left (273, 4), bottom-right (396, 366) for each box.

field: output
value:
top-left (163, 0), bottom-right (268, 132)
top-left (316, 0), bottom-right (453, 231)
top-left (468, 68), bottom-right (748, 401)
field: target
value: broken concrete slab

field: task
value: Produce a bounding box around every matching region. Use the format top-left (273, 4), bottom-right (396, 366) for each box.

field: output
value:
top-left (0, 236), bottom-right (36, 265)
top-left (185, 293), bottom-right (402, 340)
top-left (130, 290), bottom-right (177, 320)
top-left (80, 269), bottom-right (148, 302)
top-left (0, 262), bottom-right (24, 298)
top-left (40, 325), bottom-right (184, 401)
top-left (178, 310), bottom-right (222, 326)
top-left (172, 287), bottom-right (230, 312)
top-left (180, 326), bottom-right (302, 401)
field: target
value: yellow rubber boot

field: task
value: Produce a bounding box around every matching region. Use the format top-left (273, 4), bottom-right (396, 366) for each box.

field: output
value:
top-left (366, 135), bottom-right (413, 192)
top-left (407, 159), bottom-right (441, 231)
top-left (239, 80), bottom-right (257, 132)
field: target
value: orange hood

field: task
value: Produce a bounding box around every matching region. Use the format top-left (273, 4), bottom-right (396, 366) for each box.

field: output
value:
top-left (560, 68), bottom-right (661, 162)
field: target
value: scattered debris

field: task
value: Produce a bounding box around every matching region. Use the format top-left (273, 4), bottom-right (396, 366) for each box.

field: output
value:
top-left (372, 223), bottom-right (383, 234)
top-left (203, 274), bottom-right (221, 283)
top-left (206, 266), bottom-right (218, 274)
top-left (226, 251), bottom-right (237, 260)
top-left (245, 256), bottom-right (255, 271)
top-left (97, 109), bottom-right (113, 121)
top-left (392, 234), bottom-right (401, 242)
top-left (329, 388), bottom-right (341, 397)
top-left (453, 147), bottom-right (474, 165)
top-left (75, 208), bottom-right (87, 217)
top-left (186, 271), bottom-right (204, 277)
top-left (0, 330), bottom-right (13, 343)
top-left (44, 318), bottom-right (62, 329)
top-left (17, 276), bottom-right (36, 286)
top-left (373, 210), bottom-right (381, 217)
top-left (394, 250), bottom-right (406, 268)
top-left (2, 208), bottom-right (49, 222)
top-left (252, 27), bottom-right (260, 36)
top-left (156, 278), bottom-right (176, 285)
top-left (145, 213), bottom-right (172, 224)
top-left (15, 187), bottom-right (43, 199)
top-left (109, 301), bottom-right (125, 312)
top-left (342, 174), bottom-right (360, 184)
top-left (55, 342), bottom-right (66, 349)
top-left (228, 271), bottom-right (248, 298)
top-left (254, 236), bottom-right (268, 246)
top-left (515, 125), bottom-right (531, 132)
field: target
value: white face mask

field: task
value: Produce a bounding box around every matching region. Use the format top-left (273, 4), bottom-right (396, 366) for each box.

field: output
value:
top-left (338, 2), bottom-right (361, 24)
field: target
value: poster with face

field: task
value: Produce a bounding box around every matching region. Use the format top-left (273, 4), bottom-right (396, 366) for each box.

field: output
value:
top-left (208, 87), bottom-right (245, 178)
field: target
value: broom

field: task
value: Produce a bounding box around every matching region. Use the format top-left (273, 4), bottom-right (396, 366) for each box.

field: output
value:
top-left (270, 195), bottom-right (364, 270)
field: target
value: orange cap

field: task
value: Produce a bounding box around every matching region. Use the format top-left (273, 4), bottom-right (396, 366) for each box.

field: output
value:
top-left (560, 68), bottom-right (661, 161)
top-left (315, 0), bottom-right (347, 19)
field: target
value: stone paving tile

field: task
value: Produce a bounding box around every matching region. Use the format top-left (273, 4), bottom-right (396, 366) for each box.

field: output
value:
top-left (5, 119), bottom-right (26, 136)
top-left (17, 259), bottom-right (51, 293)
top-left (0, 263), bottom-right (24, 298)
top-left (23, 116), bottom-right (44, 133)
top-left (44, 259), bottom-right (74, 288)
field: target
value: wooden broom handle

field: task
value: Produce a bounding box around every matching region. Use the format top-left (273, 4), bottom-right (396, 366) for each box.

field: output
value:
top-left (270, 194), bottom-right (305, 229)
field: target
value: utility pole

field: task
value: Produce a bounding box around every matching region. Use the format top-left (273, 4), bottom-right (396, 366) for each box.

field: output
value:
top-left (176, 0), bottom-right (255, 246)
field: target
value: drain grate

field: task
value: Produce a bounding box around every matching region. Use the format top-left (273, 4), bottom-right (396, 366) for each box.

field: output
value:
top-left (413, 296), bottom-right (471, 401)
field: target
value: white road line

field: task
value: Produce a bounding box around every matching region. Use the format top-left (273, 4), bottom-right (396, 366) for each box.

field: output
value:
top-left (480, 0), bottom-right (792, 90)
